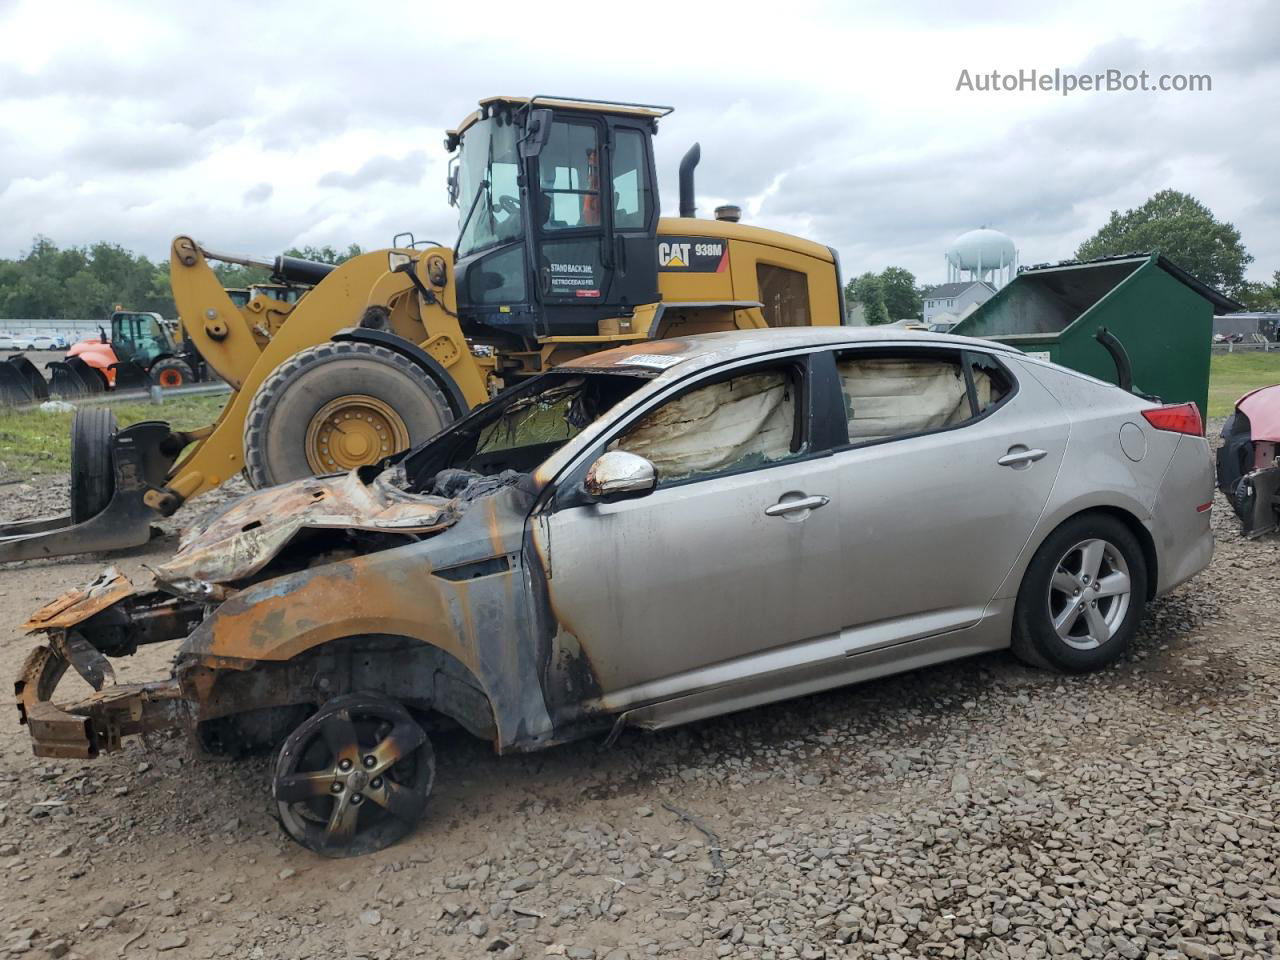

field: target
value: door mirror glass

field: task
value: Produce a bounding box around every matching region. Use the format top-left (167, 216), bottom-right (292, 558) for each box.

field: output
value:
top-left (584, 450), bottom-right (656, 502)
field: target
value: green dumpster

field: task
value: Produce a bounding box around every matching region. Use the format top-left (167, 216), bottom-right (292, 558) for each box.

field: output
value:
top-left (952, 253), bottom-right (1241, 417)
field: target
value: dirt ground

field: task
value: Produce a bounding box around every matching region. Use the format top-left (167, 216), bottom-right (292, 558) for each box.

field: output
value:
top-left (1, 432), bottom-right (1278, 960)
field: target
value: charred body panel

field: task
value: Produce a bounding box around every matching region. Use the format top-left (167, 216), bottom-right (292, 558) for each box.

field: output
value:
top-left (16, 470), bottom-right (611, 759)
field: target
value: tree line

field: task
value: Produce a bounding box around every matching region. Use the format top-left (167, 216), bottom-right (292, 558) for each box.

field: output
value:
top-left (4, 189), bottom-right (1277, 323)
top-left (847, 190), bottom-right (1279, 324)
top-left (0, 237), bottom-right (363, 320)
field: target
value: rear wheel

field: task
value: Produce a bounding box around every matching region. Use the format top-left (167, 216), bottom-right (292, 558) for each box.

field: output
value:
top-left (150, 357), bottom-right (194, 388)
top-left (1012, 514), bottom-right (1148, 673)
top-left (273, 693), bottom-right (434, 857)
top-left (242, 341), bottom-right (453, 488)
top-left (70, 408), bottom-right (116, 523)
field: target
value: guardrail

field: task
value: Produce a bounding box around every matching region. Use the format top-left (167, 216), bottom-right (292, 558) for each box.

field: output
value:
top-left (1211, 341), bottom-right (1278, 353)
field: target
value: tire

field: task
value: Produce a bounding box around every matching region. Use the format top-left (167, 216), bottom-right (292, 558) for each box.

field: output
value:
top-left (150, 357), bottom-right (194, 388)
top-left (242, 341), bottom-right (454, 488)
top-left (70, 408), bottom-right (116, 523)
top-left (273, 693), bottom-right (434, 857)
top-left (1011, 513), bottom-right (1148, 673)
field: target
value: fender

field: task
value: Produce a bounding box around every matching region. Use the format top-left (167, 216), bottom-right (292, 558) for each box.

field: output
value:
top-left (331, 326), bottom-right (470, 418)
top-left (177, 500), bottom-right (558, 752)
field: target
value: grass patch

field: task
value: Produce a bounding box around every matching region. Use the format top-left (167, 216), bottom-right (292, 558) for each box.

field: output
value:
top-left (1208, 352), bottom-right (1280, 418)
top-left (0, 393), bottom-right (227, 480)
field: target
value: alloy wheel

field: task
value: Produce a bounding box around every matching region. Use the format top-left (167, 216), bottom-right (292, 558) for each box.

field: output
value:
top-left (1046, 537), bottom-right (1132, 651)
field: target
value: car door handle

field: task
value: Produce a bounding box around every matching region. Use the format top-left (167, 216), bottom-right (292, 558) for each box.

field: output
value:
top-left (997, 447), bottom-right (1048, 467)
top-left (764, 495), bottom-right (830, 517)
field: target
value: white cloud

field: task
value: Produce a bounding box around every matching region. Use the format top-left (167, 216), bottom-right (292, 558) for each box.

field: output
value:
top-left (0, 0), bottom-right (1275, 286)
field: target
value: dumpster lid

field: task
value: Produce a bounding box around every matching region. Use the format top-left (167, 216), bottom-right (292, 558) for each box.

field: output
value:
top-left (1020, 253), bottom-right (1243, 315)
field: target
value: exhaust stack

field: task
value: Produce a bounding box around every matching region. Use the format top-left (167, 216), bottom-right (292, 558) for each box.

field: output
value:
top-left (678, 143), bottom-right (701, 218)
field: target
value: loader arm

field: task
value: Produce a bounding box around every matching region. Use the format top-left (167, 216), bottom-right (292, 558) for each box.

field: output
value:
top-left (170, 236), bottom-right (270, 390)
top-left (156, 246), bottom-right (484, 511)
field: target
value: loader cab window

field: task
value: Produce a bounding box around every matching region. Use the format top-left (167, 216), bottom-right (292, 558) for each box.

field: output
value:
top-left (538, 121), bottom-right (601, 231)
top-left (112, 312), bottom-right (167, 365)
top-left (611, 129), bottom-right (651, 229)
top-left (455, 117), bottom-right (524, 258)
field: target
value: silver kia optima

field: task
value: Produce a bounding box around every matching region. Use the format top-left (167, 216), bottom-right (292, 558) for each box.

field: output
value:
top-left (20, 327), bottom-right (1213, 855)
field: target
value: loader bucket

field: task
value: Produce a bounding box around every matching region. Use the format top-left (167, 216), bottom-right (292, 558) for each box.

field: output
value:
top-left (110, 360), bottom-right (151, 392)
top-left (66, 356), bottom-right (106, 394)
top-left (45, 360), bottom-right (89, 398)
top-left (0, 413), bottom-right (182, 563)
top-left (0, 361), bottom-right (34, 406)
top-left (8, 355), bottom-right (49, 402)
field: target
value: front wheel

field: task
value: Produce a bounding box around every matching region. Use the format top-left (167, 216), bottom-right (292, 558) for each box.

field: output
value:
top-left (150, 357), bottom-right (195, 388)
top-left (1012, 514), bottom-right (1148, 673)
top-left (273, 693), bottom-right (434, 858)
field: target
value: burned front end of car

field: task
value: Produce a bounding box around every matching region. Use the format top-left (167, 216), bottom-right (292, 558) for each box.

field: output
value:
top-left (12, 368), bottom-right (648, 769)
top-left (13, 463), bottom-right (584, 762)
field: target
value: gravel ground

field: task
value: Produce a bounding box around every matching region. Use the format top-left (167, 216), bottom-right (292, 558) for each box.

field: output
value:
top-left (0, 426), bottom-right (1278, 960)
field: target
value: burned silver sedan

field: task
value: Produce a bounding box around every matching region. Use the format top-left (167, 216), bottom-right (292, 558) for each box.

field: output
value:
top-left (16, 328), bottom-right (1214, 856)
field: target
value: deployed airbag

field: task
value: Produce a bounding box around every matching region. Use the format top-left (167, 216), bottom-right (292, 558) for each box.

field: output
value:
top-left (615, 372), bottom-right (795, 481)
top-left (838, 358), bottom-right (973, 442)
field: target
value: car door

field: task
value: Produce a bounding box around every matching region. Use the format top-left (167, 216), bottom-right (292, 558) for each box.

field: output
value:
top-left (534, 353), bottom-right (845, 706)
top-left (827, 345), bottom-right (1069, 650)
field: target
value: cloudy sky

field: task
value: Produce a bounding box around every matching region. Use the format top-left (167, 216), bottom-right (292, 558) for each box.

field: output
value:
top-left (0, 0), bottom-right (1275, 287)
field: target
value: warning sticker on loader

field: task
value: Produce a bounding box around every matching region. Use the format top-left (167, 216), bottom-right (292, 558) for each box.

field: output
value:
top-left (657, 237), bottom-right (729, 273)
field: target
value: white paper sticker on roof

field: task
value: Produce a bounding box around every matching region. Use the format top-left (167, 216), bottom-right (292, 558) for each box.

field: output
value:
top-left (619, 354), bottom-right (684, 370)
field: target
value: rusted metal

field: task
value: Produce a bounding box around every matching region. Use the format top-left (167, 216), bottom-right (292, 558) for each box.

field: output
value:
top-left (24, 568), bottom-right (140, 632)
top-left (154, 468), bottom-right (457, 590)
top-left (16, 643), bottom-right (186, 759)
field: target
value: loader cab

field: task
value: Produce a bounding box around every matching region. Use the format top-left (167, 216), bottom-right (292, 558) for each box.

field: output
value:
top-left (110, 311), bottom-right (173, 367)
top-left (447, 97), bottom-right (668, 342)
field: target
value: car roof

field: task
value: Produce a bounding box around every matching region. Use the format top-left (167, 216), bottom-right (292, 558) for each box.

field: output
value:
top-left (559, 326), bottom-right (1020, 381)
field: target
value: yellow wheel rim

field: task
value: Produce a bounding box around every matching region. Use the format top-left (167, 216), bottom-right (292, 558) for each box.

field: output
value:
top-left (305, 395), bottom-right (411, 473)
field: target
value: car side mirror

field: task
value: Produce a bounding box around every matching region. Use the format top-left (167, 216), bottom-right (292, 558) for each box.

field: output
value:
top-left (584, 450), bottom-right (656, 502)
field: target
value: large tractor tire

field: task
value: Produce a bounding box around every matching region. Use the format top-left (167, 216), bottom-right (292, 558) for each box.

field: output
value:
top-left (70, 408), bottom-right (117, 523)
top-left (149, 357), bottom-right (195, 389)
top-left (243, 341), bottom-right (454, 489)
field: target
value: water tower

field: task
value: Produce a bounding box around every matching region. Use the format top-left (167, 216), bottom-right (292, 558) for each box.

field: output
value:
top-left (945, 228), bottom-right (1018, 289)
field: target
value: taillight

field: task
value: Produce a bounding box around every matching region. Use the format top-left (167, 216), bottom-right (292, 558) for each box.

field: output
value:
top-left (1141, 402), bottom-right (1203, 436)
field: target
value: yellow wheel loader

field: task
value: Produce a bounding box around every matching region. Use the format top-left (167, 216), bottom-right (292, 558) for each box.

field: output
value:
top-left (0, 95), bottom-right (848, 562)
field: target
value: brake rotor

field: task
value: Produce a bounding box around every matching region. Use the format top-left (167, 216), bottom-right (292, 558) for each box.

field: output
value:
top-left (272, 693), bottom-right (433, 857)
top-left (303, 395), bottom-right (411, 474)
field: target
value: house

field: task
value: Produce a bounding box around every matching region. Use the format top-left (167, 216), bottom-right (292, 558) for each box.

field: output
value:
top-left (921, 280), bottom-right (995, 325)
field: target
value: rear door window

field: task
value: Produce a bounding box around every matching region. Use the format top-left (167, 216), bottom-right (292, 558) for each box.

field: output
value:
top-left (832, 347), bottom-right (1017, 446)
top-left (835, 349), bottom-right (970, 444)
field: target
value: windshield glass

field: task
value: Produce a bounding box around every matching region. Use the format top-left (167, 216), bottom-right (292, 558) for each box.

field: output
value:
top-left (401, 371), bottom-right (651, 488)
top-left (455, 117), bottom-right (523, 258)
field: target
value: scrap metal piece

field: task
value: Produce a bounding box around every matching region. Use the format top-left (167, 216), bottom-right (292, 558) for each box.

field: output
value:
top-left (1237, 465), bottom-right (1280, 539)
top-left (154, 467), bottom-right (458, 588)
top-left (15, 643), bottom-right (186, 759)
top-left (24, 567), bottom-right (137, 632)
top-left (58, 632), bottom-right (115, 691)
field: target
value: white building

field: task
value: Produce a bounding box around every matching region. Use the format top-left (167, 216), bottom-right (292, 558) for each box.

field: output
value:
top-left (921, 280), bottom-right (995, 325)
